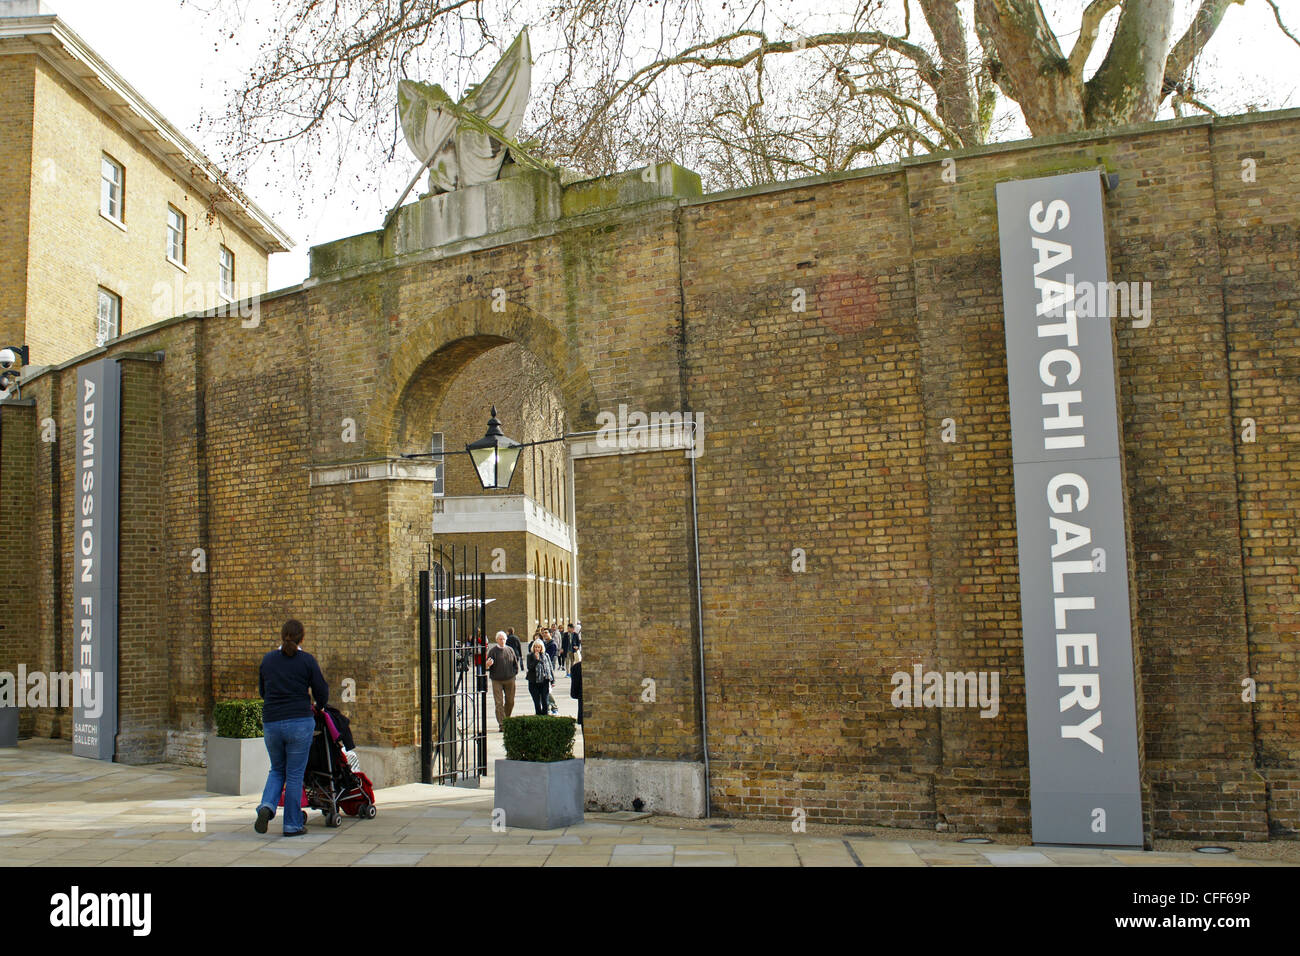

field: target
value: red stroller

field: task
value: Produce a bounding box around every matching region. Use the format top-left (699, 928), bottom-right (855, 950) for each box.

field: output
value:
top-left (303, 706), bottom-right (377, 827)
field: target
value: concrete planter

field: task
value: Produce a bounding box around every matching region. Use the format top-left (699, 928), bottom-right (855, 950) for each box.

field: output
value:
top-left (0, 704), bottom-right (17, 748)
top-left (494, 758), bottom-right (584, 830)
top-left (205, 734), bottom-right (270, 795)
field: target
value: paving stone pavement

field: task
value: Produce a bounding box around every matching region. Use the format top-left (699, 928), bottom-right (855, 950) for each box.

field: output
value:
top-left (0, 740), bottom-right (1290, 867)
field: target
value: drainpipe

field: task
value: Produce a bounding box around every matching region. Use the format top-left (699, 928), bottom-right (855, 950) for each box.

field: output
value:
top-left (686, 419), bottom-right (710, 817)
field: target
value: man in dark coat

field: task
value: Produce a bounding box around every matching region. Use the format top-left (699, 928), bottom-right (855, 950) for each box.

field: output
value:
top-left (505, 627), bottom-right (524, 673)
top-left (570, 649), bottom-right (583, 726)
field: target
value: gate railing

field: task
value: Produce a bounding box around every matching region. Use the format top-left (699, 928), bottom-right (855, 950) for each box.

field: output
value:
top-left (417, 545), bottom-right (488, 785)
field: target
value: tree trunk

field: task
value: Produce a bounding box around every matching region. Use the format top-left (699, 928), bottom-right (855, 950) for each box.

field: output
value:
top-left (974, 0), bottom-right (1084, 135)
top-left (917, 0), bottom-right (984, 146)
top-left (1085, 0), bottom-right (1176, 127)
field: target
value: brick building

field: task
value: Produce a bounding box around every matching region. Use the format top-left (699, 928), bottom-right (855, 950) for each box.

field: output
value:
top-left (0, 0), bottom-right (290, 367)
top-left (1, 105), bottom-right (1297, 843)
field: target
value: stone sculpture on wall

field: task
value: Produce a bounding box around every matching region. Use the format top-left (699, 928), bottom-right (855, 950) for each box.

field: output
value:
top-left (397, 28), bottom-right (532, 194)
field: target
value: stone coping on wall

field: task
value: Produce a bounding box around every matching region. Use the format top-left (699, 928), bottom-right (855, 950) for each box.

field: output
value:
top-left (307, 458), bottom-right (440, 487)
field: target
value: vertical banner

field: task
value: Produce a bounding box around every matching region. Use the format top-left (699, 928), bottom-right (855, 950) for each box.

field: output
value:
top-left (995, 171), bottom-right (1143, 847)
top-left (72, 359), bottom-right (120, 760)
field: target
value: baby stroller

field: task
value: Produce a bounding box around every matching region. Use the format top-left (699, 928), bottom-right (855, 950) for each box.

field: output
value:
top-left (303, 705), bottom-right (377, 827)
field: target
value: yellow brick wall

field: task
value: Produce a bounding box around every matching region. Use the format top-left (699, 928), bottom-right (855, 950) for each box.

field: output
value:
top-left (0, 52), bottom-right (34, 350)
top-left (23, 56), bottom-right (269, 365)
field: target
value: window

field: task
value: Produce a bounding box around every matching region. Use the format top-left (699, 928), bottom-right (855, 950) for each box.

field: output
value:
top-left (96, 288), bottom-right (120, 346)
top-left (431, 432), bottom-right (444, 496)
top-left (166, 206), bottom-right (186, 265)
top-left (100, 155), bottom-right (124, 223)
top-left (219, 246), bottom-right (235, 300)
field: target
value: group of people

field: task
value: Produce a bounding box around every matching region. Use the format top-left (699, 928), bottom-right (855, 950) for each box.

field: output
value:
top-left (485, 622), bottom-right (583, 728)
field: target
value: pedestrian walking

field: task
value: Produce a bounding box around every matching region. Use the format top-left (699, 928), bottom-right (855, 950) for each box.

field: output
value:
top-left (543, 629), bottom-right (560, 714)
top-left (505, 627), bottom-right (524, 672)
top-left (570, 648), bottom-right (583, 727)
top-left (559, 625), bottom-right (571, 674)
top-left (526, 638), bottom-right (553, 715)
top-left (254, 619), bottom-right (328, 838)
top-left (485, 631), bottom-right (519, 731)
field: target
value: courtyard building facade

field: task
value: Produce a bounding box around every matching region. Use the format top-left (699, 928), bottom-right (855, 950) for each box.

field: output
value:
top-left (0, 0), bottom-right (290, 367)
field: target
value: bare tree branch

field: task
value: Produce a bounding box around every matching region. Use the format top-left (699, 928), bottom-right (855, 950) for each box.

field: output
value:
top-left (190, 0), bottom-right (1297, 211)
top-left (838, 125), bottom-right (940, 169)
top-left (835, 74), bottom-right (964, 149)
top-left (1068, 0), bottom-right (1121, 78)
top-left (569, 27), bottom-right (943, 157)
top-left (1162, 0), bottom-right (1246, 99)
top-left (1262, 0), bottom-right (1300, 48)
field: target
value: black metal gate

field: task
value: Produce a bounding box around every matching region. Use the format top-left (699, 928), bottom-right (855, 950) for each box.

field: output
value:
top-left (418, 545), bottom-right (488, 785)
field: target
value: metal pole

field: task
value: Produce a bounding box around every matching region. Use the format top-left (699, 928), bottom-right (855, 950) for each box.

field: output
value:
top-left (418, 568), bottom-right (432, 785)
top-left (688, 421), bottom-right (710, 817)
top-left (478, 569), bottom-right (488, 776)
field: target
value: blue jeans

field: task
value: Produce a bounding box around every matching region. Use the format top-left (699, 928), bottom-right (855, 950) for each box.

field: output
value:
top-left (258, 716), bottom-right (316, 834)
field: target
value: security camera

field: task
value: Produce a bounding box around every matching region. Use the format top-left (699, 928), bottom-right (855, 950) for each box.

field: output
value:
top-left (0, 345), bottom-right (28, 370)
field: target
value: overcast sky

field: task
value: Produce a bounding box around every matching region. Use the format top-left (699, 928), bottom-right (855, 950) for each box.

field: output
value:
top-left (38, 0), bottom-right (1300, 293)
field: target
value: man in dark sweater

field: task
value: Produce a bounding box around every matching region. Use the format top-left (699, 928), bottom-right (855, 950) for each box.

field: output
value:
top-left (485, 630), bottom-right (519, 731)
top-left (254, 619), bottom-right (329, 837)
top-left (505, 628), bottom-right (524, 675)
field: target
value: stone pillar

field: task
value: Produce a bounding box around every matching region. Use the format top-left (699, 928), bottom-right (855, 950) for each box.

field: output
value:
top-left (307, 460), bottom-right (436, 786)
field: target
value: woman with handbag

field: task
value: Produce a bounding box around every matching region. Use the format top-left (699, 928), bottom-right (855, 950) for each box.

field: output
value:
top-left (526, 637), bottom-right (554, 716)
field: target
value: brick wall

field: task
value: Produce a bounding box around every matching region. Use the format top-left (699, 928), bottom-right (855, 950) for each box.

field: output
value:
top-left (576, 451), bottom-right (700, 763)
top-left (1214, 116), bottom-right (1300, 835)
top-left (116, 356), bottom-right (167, 762)
top-left (0, 402), bottom-right (36, 735)
top-left (679, 173), bottom-right (942, 825)
top-left (0, 52), bottom-right (33, 351)
top-left (3, 111), bottom-right (1298, 840)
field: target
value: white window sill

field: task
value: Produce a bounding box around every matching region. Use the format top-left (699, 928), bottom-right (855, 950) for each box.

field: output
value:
top-left (99, 212), bottom-right (126, 233)
top-left (167, 257), bottom-right (188, 273)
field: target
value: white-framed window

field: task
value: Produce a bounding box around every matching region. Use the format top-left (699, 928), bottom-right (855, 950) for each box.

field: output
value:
top-left (166, 205), bottom-right (186, 266)
top-left (96, 287), bottom-right (121, 346)
top-left (431, 432), bottom-right (444, 496)
top-left (219, 245), bottom-right (234, 300)
top-left (100, 154), bottom-right (124, 223)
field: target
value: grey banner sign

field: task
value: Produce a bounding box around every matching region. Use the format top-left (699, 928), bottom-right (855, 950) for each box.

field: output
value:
top-left (995, 170), bottom-right (1143, 847)
top-left (72, 359), bottom-right (120, 761)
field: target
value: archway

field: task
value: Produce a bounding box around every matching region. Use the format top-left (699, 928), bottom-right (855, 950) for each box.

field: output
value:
top-left (381, 301), bottom-right (589, 757)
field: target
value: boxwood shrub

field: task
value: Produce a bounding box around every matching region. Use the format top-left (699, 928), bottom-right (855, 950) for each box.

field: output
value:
top-left (214, 699), bottom-right (264, 739)
top-left (502, 715), bottom-right (575, 762)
